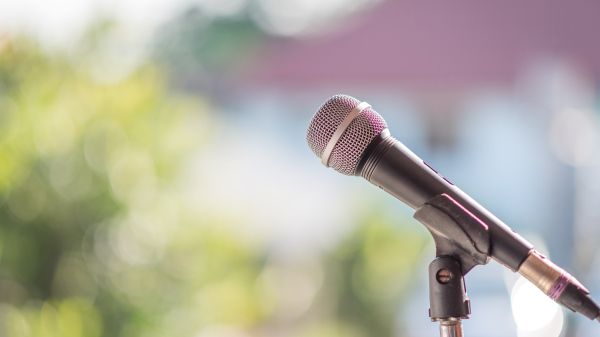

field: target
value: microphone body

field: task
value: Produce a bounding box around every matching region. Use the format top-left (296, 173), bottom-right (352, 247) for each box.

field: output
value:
top-left (358, 131), bottom-right (532, 271)
top-left (306, 94), bottom-right (600, 322)
top-left (360, 131), bottom-right (599, 320)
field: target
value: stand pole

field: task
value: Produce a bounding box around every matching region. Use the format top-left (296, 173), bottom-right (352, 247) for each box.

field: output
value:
top-left (439, 319), bottom-right (463, 337)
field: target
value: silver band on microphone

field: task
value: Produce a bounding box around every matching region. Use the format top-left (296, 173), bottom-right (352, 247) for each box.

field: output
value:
top-left (321, 101), bottom-right (371, 166)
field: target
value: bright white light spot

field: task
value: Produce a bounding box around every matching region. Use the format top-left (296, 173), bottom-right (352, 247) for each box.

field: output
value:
top-left (510, 277), bottom-right (564, 337)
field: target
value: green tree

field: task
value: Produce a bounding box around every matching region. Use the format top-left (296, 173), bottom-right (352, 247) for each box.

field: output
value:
top-left (0, 35), bottom-right (265, 337)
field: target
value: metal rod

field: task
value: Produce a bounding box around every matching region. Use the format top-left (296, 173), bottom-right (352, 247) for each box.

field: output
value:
top-left (439, 319), bottom-right (463, 337)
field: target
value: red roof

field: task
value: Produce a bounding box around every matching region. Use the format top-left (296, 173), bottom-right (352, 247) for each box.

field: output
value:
top-left (246, 0), bottom-right (600, 90)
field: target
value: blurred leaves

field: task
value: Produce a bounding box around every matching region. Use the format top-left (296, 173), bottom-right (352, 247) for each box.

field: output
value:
top-left (153, 8), bottom-right (266, 89)
top-left (0, 24), bottom-right (428, 337)
top-left (0, 34), bottom-right (217, 337)
top-left (324, 212), bottom-right (428, 337)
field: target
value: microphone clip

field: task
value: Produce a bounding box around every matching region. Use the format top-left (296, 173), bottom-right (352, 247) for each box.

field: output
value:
top-left (414, 193), bottom-right (493, 335)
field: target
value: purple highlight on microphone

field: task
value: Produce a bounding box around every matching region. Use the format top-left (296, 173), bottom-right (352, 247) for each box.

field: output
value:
top-left (442, 193), bottom-right (489, 230)
top-left (548, 274), bottom-right (570, 300)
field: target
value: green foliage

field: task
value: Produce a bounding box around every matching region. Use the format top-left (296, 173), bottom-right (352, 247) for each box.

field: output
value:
top-left (324, 211), bottom-right (428, 337)
top-left (0, 36), bottom-right (243, 337)
top-left (0, 33), bottom-right (428, 337)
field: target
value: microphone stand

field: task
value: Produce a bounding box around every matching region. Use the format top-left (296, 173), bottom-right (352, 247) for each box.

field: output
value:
top-left (413, 194), bottom-right (493, 337)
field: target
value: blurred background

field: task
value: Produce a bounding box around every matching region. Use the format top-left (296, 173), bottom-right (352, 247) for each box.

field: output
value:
top-left (0, 0), bottom-right (599, 336)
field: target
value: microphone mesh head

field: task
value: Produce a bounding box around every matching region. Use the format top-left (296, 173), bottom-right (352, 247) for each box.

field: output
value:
top-left (306, 94), bottom-right (387, 175)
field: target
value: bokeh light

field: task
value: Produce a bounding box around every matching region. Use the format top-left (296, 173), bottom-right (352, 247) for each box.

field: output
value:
top-left (511, 277), bottom-right (564, 337)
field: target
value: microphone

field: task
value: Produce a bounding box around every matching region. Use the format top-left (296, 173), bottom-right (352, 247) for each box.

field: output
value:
top-left (306, 94), bottom-right (600, 322)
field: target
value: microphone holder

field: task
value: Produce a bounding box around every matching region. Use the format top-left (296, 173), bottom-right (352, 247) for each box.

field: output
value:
top-left (413, 194), bottom-right (492, 337)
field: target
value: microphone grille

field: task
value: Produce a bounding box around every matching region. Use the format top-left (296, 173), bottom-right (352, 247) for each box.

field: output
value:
top-left (306, 94), bottom-right (387, 175)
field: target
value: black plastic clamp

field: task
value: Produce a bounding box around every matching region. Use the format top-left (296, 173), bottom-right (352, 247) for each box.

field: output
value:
top-left (414, 193), bottom-right (492, 321)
